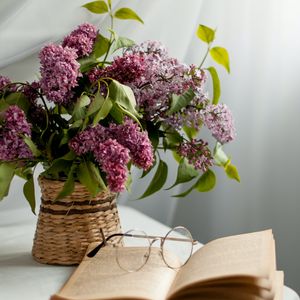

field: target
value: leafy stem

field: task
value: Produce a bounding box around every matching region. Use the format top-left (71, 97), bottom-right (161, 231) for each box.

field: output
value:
top-left (102, 12), bottom-right (115, 66)
top-left (199, 43), bottom-right (211, 69)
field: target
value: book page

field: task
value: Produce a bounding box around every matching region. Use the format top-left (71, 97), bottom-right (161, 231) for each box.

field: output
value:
top-left (51, 245), bottom-right (178, 300)
top-left (274, 271), bottom-right (284, 300)
top-left (168, 230), bottom-right (274, 298)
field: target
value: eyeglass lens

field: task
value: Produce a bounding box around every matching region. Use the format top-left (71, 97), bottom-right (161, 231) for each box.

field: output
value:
top-left (116, 229), bottom-right (151, 272)
top-left (162, 226), bottom-right (193, 269)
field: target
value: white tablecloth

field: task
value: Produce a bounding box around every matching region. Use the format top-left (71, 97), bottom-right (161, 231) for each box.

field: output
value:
top-left (0, 205), bottom-right (299, 300)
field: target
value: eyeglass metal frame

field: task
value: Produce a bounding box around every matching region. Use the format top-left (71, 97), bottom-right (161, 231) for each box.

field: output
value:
top-left (87, 226), bottom-right (198, 271)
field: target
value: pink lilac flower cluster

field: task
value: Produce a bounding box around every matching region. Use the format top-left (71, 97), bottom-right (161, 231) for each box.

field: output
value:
top-left (21, 82), bottom-right (45, 123)
top-left (177, 139), bottom-right (213, 172)
top-left (62, 23), bottom-right (98, 58)
top-left (89, 41), bottom-right (208, 128)
top-left (0, 75), bottom-right (16, 93)
top-left (39, 44), bottom-right (80, 105)
top-left (69, 119), bottom-right (153, 192)
top-left (0, 105), bottom-right (32, 161)
top-left (93, 139), bottom-right (130, 192)
top-left (127, 42), bottom-right (208, 123)
top-left (88, 54), bottom-right (146, 84)
top-left (68, 124), bottom-right (108, 155)
top-left (109, 118), bottom-right (154, 170)
top-left (200, 104), bottom-right (236, 144)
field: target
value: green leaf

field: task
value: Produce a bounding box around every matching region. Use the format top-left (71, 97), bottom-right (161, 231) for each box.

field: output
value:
top-left (5, 93), bottom-right (31, 113)
top-left (87, 93), bottom-right (104, 117)
top-left (23, 136), bottom-right (41, 157)
top-left (109, 80), bottom-right (140, 118)
top-left (55, 164), bottom-right (77, 200)
top-left (42, 160), bottom-right (73, 179)
top-left (61, 151), bottom-right (76, 160)
top-left (207, 66), bottom-right (221, 104)
top-left (82, 1), bottom-right (109, 14)
top-left (93, 34), bottom-right (110, 58)
top-left (210, 47), bottom-right (230, 73)
top-left (111, 36), bottom-right (135, 53)
top-left (172, 184), bottom-right (195, 198)
top-left (138, 159), bottom-right (168, 199)
top-left (172, 151), bottom-right (182, 163)
top-left (0, 163), bottom-right (15, 199)
top-left (78, 56), bottom-right (98, 73)
top-left (125, 173), bottom-right (132, 192)
top-left (0, 100), bottom-right (9, 112)
top-left (196, 24), bottom-right (215, 44)
top-left (141, 158), bottom-right (157, 178)
top-left (93, 97), bottom-right (113, 125)
top-left (73, 95), bottom-right (90, 121)
top-left (114, 7), bottom-right (144, 24)
top-left (164, 131), bottom-right (183, 148)
top-left (167, 89), bottom-right (195, 115)
top-left (225, 163), bottom-right (240, 182)
top-left (88, 162), bottom-right (106, 190)
top-left (148, 127), bottom-right (159, 151)
top-left (23, 177), bottom-right (36, 214)
top-left (109, 103), bottom-right (124, 123)
top-left (166, 158), bottom-right (198, 190)
top-left (213, 142), bottom-right (230, 166)
top-left (195, 169), bottom-right (216, 192)
top-left (183, 126), bottom-right (198, 140)
top-left (78, 161), bottom-right (101, 196)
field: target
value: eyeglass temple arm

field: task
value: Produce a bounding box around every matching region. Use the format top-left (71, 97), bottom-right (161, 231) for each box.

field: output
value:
top-left (130, 234), bottom-right (198, 245)
top-left (86, 232), bottom-right (132, 258)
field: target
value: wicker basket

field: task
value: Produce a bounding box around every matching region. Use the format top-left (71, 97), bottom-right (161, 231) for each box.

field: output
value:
top-left (32, 176), bottom-right (122, 265)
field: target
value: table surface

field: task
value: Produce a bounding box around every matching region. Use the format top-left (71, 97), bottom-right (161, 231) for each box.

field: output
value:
top-left (0, 205), bottom-right (299, 300)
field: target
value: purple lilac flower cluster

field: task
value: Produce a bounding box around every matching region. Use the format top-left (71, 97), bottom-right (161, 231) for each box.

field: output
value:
top-left (89, 41), bottom-right (208, 128)
top-left (21, 81), bottom-right (45, 124)
top-left (39, 44), bottom-right (80, 105)
top-left (109, 118), bottom-right (154, 170)
top-left (88, 54), bottom-right (146, 84)
top-left (62, 23), bottom-right (98, 58)
top-left (69, 119), bottom-right (153, 192)
top-left (177, 139), bottom-right (213, 172)
top-left (0, 75), bottom-right (16, 93)
top-left (0, 105), bottom-right (32, 161)
top-left (200, 104), bottom-right (236, 144)
top-left (94, 139), bottom-right (130, 193)
top-left (68, 124), bottom-right (108, 155)
top-left (39, 23), bottom-right (98, 105)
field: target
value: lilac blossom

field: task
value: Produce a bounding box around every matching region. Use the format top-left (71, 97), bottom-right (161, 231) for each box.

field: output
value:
top-left (39, 44), bottom-right (80, 105)
top-left (93, 139), bottom-right (130, 192)
top-left (109, 118), bottom-right (154, 170)
top-left (88, 53), bottom-right (146, 84)
top-left (0, 105), bottom-right (33, 161)
top-left (69, 124), bottom-right (108, 155)
top-left (22, 81), bottom-right (40, 102)
top-left (21, 81), bottom-right (45, 123)
top-left (62, 23), bottom-right (98, 57)
top-left (200, 104), bottom-right (236, 144)
top-left (89, 41), bottom-right (208, 130)
top-left (0, 75), bottom-right (16, 92)
top-left (177, 139), bottom-right (213, 172)
top-left (5, 105), bottom-right (31, 136)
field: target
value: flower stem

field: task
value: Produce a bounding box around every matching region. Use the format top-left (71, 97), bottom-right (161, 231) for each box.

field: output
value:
top-left (199, 44), bottom-right (211, 69)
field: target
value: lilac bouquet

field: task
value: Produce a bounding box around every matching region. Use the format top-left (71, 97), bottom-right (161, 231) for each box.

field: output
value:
top-left (0, 1), bottom-right (239, 213)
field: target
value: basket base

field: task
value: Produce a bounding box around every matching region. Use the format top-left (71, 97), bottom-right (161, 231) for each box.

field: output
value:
top-left (32, 177), bottom-right (122, 265)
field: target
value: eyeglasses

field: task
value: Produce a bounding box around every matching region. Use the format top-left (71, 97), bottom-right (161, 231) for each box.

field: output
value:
top-left (87, 226), bottom-right (198, 272)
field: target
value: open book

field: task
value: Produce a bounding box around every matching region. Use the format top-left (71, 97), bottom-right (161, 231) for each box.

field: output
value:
top-left (50, 229), bottom-right (284, 300)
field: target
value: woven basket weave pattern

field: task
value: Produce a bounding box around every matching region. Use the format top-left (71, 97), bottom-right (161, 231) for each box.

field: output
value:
top-left (32, 176), bottom-right (121, 265)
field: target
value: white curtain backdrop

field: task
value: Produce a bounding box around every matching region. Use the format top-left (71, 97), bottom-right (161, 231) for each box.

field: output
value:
top-left (1, 0), bottom-right (300, 292)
